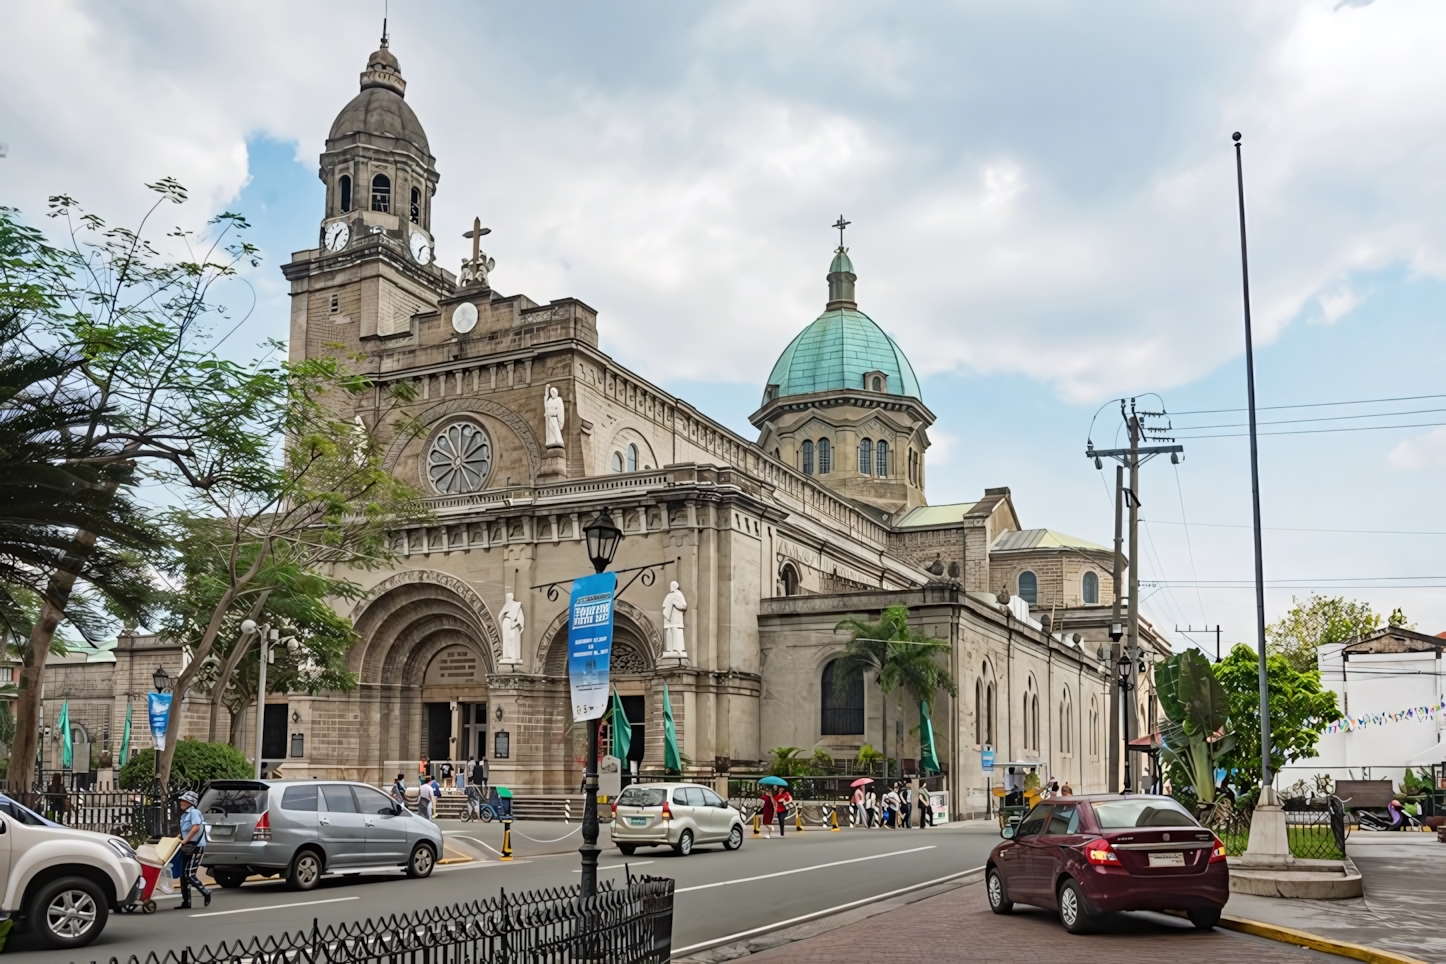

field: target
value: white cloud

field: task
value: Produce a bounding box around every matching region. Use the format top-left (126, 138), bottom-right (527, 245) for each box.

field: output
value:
top-left (1389, 428), bottom-right (1446, 469)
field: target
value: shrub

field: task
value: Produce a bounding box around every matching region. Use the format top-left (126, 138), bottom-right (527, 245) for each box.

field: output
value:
top-left (118, 740), bottom-right (252, 788)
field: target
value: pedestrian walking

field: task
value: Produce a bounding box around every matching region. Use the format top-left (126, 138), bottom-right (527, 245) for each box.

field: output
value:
top-left (440, 761), bottom-right (454, 787)
top-left (419, 756), bottom-right (429, 779)
top-left (866, 789), bottom-right (879, 827)
top-left (918, 787), bottom-right (933, 828)
top-left (1060, 781), bottom-right (1074, 796)
top-left (775, 787), bottom-right (793, 837)
top-left (175, 791), bottom-right (212, 909)
top-left (418, 774), bottom-right (435, 820)
top-left (761, 789), bottom-right (776, 839)
top-left (472, 757), bottom-right (489, 796)
top-left (458, 761), bottom-right (469, 791)
top-left (900, 784), bottom-right (912, 829)
top-left (389, 773), bottom-right (408, 807)
top-left (851, 786), bottom-right (865, 827)
top-left (883, 785), bottom-right (901, 828)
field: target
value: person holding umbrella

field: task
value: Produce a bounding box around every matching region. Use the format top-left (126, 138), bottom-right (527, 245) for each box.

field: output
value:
top-left (849, 778), bottom-right (872, 828)
top-left (759, 776), bottom-right (789, 838)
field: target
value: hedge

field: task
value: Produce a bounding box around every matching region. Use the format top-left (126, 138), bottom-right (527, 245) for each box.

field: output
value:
top-left (118, 740), bottom-right (253, 788)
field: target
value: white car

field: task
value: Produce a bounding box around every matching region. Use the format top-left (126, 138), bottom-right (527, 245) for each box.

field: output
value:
top-left (0, 794), bottom-right (143, 949)
top-left (609, 782), bottom-right (745, 856)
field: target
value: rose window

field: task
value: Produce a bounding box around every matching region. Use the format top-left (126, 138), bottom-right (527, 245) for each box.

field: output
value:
top-left (427, 421), bottom-right (492, 493)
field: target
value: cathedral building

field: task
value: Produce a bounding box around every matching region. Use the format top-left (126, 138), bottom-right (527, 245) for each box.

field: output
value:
top-left (40, 39), bottom-right (1165, 814)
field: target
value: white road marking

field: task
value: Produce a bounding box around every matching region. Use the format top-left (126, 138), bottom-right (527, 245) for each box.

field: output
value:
top-left (452, 834), bottom-right (502, 855)
top-left (189, 896), bottom-right (360, 918)
top-left (571, 861), bottom-right (655, 872)
top-left (671, 865), bottom-right (986, 954)
top-left (675, 845), bottom-right (936, 893)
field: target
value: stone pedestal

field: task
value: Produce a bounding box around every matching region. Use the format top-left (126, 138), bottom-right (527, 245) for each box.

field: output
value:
top-left (657, 654), bottom-right (690, 669)
top-left (1244, 786), bottom-right (1290, 859)
top-left (539, 444), bottom-right (567, 481)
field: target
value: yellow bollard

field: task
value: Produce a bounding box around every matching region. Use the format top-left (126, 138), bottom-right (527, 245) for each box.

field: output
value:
top-left (795, 806), bottom-right (804, 832)
top-left (752, 811), bottom-right (761, 836)
top-left (830, 806), bottom-right (841, 832)
top-left (500, 816), bottom-right (513, 861)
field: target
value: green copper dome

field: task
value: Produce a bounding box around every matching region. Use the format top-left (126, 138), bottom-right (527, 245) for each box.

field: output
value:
top-left (763, 249), bottom-right (921, 403)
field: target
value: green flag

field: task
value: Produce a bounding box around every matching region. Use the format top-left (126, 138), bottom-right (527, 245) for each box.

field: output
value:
top-left (119, 700), bottom-right (133, 767)
top-left (610, 687), bottom-right (631, 761)
top-left (662, 683), bottom-right (681, 773)
top-left (58, 700), bottom-right (72, 769)
top-left (919, 699), bottom-right (940, 774)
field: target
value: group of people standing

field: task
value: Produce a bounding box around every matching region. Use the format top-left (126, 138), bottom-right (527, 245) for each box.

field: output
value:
top-left (392, 758), bottom-right (490, 819)
top-left (849, 781), bottom-right (934, 829)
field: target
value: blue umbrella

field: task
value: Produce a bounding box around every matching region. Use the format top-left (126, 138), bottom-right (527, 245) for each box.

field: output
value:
top-left (759, 776), bottom-right (788, 787)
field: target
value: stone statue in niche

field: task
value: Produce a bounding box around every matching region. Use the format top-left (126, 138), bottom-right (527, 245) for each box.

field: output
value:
top-left (661, 581), bottom-right (688, 656)
top-left (499, 592), bottom-right (525, 665)
top-left (543, 385), bottom-right (566, 448)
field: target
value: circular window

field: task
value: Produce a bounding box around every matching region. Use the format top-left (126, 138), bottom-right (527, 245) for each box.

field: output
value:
top-left (426, 421), bottom-right (492, 493)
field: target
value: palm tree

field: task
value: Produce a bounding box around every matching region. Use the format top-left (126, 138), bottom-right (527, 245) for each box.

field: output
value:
top-left (833, 605), bottom-right (956, 781)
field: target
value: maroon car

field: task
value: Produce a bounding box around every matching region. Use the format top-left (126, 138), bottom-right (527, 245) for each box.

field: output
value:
top-left (986, 794), bottom-right (1228, 934)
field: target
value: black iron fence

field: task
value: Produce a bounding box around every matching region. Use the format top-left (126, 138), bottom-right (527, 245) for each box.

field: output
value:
top-left (92, 876), bottom-right (674, 964)
top-left (1206, 795), bottom-right (1348, 860)
top-left (4, 780), bottom-right (208, 841)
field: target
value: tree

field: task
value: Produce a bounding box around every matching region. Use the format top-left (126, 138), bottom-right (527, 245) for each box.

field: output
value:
top-left (833, 605), bottom-right (954, 781)
top-left (1266, 594), bottom-right (1385, 673)
top-left (118, 740), bottom-right (251, 789)
top-left (1215, 643), bottom-right (1342, 799)
top-left (1, 187), bottom-right (271, 789)
top-left (151, 354), bottom-right (424, 786)
top-left (1156, 648), bottom-right (1234, 804)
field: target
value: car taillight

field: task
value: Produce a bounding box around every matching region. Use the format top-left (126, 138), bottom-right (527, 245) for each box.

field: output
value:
top-left (253, 811), bottom-right (271, 842)
top-left (1210, 836), bottom-right (1228, 863)
top-left (611, 800), bottom-right (618, 817)
top-left (661, 800), bottom-right (672, 820)
top-left (1083, 838), bottom-right (1119, 865)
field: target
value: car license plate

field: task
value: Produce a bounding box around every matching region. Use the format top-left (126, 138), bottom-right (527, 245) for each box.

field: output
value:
top-left (209, 825), bottom-right (234, 839)
top-left (630, 817), bottom-right (648, 827)
top-left (1148, 851), bottom-right (1184, 867)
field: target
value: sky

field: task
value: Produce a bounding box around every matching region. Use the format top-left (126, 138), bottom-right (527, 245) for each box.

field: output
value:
top-left (3, 0), bottom-right (1446, 651)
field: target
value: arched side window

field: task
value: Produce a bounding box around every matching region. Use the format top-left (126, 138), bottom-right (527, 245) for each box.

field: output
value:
top-left (975, 678), bottom-right (984, 745)
top-left (875, 440), bottom-right (889, 477)
top-left (871, 375), bottom-right (882, 391)
top-left (1031, 694), bottom-right (1040, 751)
top-left (1082, 571), bottom-right (1099, 605)
top-left (1017, 571), bottom-right (1038, 605)
top-left (1090, 697), bottom-right (1099, 756)
top-left (818, 438), bottom-right (831, 474)
top-left (371, 174), bottom-right (391, 213)
top-left (339, 174), bottom-right (352, 213)
top-left (611, 452), bottom-right (624, 473)
top-left (1060, 688), bottom-right (1073, 754)
top-left (985, 681), bottom-right (995, 746)
top-left (821, 659), bottom-right (865, 735)
top-left (802, 440), bottom-right (814, 476)
top-left (1023, 693), bottom-right (1031, 750)
top-left (627, 444), bottom-right (639, 472)
top-left (410, 186), bottom-right (421, 224)
top-left (781, 564), bottom-right (800, 597)
top-left (859, 439), bottom-right (872, 475)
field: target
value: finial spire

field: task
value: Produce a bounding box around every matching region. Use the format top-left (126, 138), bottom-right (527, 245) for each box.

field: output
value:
top-left (832, 214), bottom-right (851, 250)
top-left (381, 0), bottom-right (389, 46)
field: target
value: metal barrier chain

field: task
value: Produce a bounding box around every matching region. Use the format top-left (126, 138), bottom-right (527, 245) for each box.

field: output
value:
top-left (510, 825), bottom-right (583, 843)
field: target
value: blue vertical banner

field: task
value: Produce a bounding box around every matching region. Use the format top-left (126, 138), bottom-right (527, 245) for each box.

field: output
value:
top-left (147, 692), bottom-right (173, 752)
top-left (567, 571), bottom-right (617, 722)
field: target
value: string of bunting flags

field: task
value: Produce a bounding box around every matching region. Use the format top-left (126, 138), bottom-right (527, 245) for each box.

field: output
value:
top-left (1323, 701), bottom-right (1445, 734)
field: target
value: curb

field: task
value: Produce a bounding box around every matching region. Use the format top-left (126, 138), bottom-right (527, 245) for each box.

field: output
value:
top-left (1218, 915), bottom-right (1429, 964)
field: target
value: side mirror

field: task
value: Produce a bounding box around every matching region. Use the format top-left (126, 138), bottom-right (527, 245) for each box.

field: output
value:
top-left (393, 803), bottom-right (405, 816)
top-left (1000, 825), bottom-right (1016, 840)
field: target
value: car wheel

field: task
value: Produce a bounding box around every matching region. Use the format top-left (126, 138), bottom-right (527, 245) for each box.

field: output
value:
top-left (618, 844), bottom-right (637, 856)
top-left (724, 824), bottom-right (744, 851)
top-left (1057, 879), bottom-right (1095, 934)
top-left (30, 876), bottom-right (108, 949)
top-left (1188, 907), bottom-right (1222, 931)
top-left (673, 829), bottom-right (694, 856)
top-left (287, 849), bottom-right (324, 891)
top-left (986, 868), bottom-right (1013, 915)
top-left (406, 843), bottom-right (436, 879)
top-left (212, 869), bottom-right (248, 889)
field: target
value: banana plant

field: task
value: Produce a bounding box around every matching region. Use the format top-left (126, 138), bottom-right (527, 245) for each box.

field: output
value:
top-left (1156, 649), bottom-right (1235, 804)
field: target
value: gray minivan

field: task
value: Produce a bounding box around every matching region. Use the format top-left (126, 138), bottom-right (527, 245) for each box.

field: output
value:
top-left (199, 780), bottom-right (443, 890)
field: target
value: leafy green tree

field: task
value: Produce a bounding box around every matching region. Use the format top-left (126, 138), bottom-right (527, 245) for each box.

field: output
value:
top-left (118, 740), bottom-right (251, 789)
top-left (1266, 594), bottom-right (1385, 673)
top-left (1215, 643), bottom-right (1342, 797)
top-left (1156, 648), bottom-right (1234, 804)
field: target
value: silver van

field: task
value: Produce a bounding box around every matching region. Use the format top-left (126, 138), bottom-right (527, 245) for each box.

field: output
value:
top-left (199, 780), bottom-right (442, 890)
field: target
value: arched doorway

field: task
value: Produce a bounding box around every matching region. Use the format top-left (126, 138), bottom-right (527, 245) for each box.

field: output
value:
top-left (541, 608), bottom-right (656, 772)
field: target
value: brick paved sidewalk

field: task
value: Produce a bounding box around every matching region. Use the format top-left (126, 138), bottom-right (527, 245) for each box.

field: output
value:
top-left (742, 882), bottom-right (1338, 963)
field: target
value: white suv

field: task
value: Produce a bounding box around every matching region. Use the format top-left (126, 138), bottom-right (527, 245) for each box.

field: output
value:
top-left (0, 794), bottom-right (143, 949)
top-left (609, 782), bottom-right (745, 856)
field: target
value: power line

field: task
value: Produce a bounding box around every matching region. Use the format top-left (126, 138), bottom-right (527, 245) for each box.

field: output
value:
top-left (1144, 519), bottom-right (1446, 537)
top-left (1175, 405), bottom-right (1446, 431)
top-left (1171, 392), bottom-right (1446, 416)
top-left (1176, 419), bottom-right (1446, 440)
top-left (1172, 464), bottom-right (1208, 624)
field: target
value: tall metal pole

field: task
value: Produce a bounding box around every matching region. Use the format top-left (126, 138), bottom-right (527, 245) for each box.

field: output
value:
top-left (1234, 132), bottom-right (1272, 791)
top-left (580, 716), bottom-right (600, 900)
top-left (1124, 413), bottom-right (1141, 792)
top-left (254, 630), bottom-right (268, 780)
top-left (1107, 465), bottom-right (1124, 793)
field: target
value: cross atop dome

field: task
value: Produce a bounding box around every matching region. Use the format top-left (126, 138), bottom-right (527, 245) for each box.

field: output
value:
top-left (832, 214), bottom-right (851, 250)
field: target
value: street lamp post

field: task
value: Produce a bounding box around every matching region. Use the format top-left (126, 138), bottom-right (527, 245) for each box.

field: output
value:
top-left (151, 665), bottom-right (169, 836)
top-left (579, 508), bottom-right (622, 903)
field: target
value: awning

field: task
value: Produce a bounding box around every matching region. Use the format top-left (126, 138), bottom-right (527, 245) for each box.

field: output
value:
top-left (1127, 732), bottom-right (1162, 752)
top-left (1406, 741), bottom-right (1446, 766)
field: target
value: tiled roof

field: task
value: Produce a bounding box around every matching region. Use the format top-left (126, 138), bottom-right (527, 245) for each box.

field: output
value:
top-left (991, 528), bottom-right (1109, 552)
top-left (893, 503), bottom-right (978, 529)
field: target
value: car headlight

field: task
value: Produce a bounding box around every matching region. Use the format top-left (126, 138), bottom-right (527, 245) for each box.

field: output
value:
top-left (107, 838), bottom-right (137, 861)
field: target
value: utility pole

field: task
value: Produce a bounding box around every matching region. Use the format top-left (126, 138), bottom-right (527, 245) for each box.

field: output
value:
top-left (1107, 465), bottom-right (1124, 792)
top-left (1124, 411), bottom-right (1142, 791)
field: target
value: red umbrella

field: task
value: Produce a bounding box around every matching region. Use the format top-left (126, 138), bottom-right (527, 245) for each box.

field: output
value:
top-left (850, 777), bottom-right (874, 788)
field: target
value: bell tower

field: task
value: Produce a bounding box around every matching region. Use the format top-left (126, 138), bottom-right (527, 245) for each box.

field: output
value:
top-left (283, 34), bottom-right (453, 364)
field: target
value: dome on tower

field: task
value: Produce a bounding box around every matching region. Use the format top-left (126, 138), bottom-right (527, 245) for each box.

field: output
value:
top-left (327, 39), bottom-right (431, 158)
top-left (763, 249), bottom-right (921, 403)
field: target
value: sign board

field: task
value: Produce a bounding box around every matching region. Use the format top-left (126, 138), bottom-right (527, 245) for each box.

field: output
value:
top-left (567, 571), bottom-right (617, 721)
top-left (981, 746), bottom-right (995, 772)
top-left (929, 790), bottom-right (950, 824)
top-left (600, 754), bottom-right (623, 801)
top-left (147, 692), bottom-right (172, 752)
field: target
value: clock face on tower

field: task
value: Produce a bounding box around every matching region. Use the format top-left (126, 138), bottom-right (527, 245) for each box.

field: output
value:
top-left (409, 232), bottom-right (432, 264)
top-left (323, 221), bottom-right (350, 252)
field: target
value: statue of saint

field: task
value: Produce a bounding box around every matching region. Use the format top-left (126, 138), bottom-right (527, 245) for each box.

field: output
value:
top-left (661, 581), bottom-right (688, 656)
top-left (543, 386), bottom-right (566, 448)
top-left (499, 592), bottom-right (525, 664)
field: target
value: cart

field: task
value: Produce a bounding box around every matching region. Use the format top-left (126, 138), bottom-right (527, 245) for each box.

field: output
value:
top-left (120, 857), bottom-right (163, 914)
